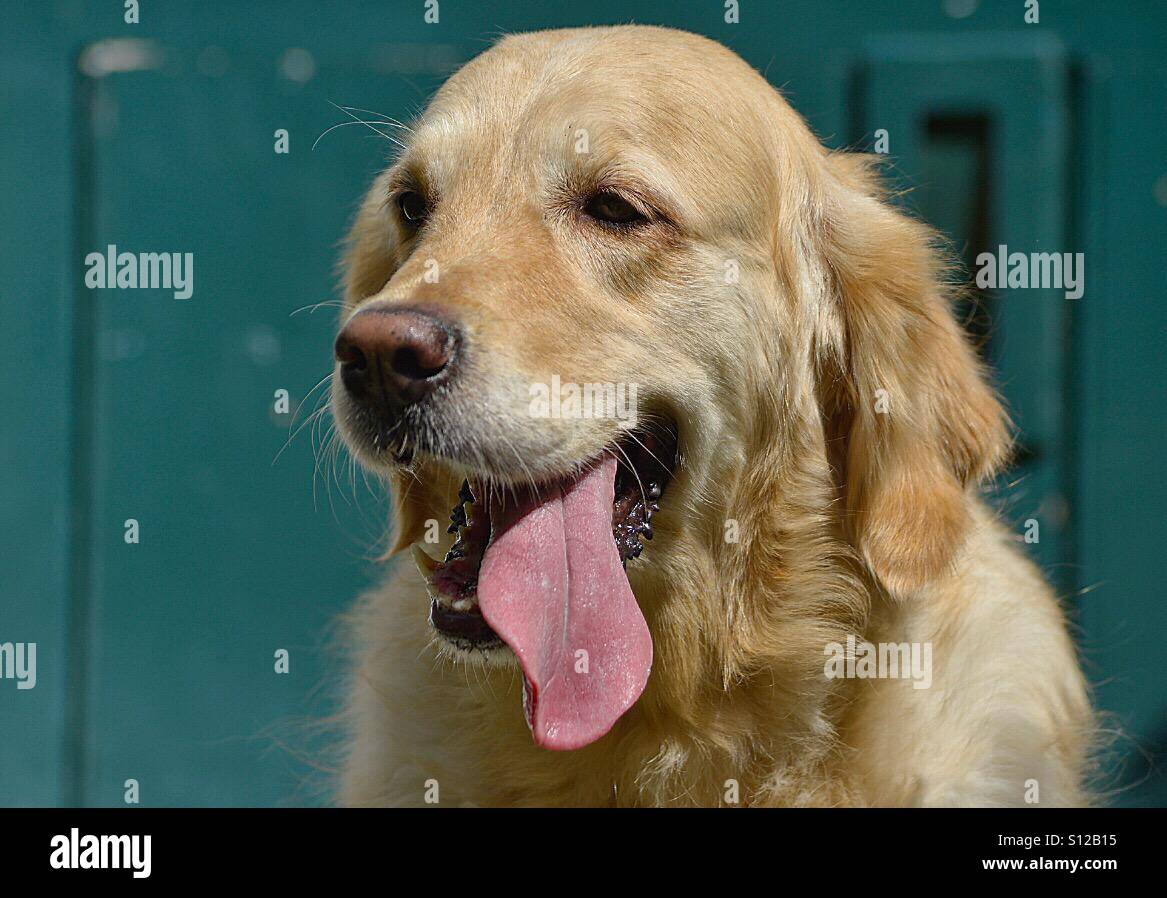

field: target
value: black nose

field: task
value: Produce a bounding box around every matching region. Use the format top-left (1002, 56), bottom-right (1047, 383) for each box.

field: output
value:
top-left (334, 305), bottom-right (459, 408)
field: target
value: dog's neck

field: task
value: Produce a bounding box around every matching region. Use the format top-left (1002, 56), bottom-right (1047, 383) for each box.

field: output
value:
top-left (598, 455), bottom-right (871, 804)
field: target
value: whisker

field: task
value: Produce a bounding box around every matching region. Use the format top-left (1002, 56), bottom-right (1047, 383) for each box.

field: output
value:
top-left (336, 107), bottom-right (416, 134)
top-left (274, 402), bottom-right (330, 467)
top-left (622, 424), bottom-right (672, 482)
top-left (609, 441), bottom-right (648, 512)
top-left (316, 101), bottom-right (408, 151)
top-left (290, 299), bottom-right (347, 317)
top-left (291, 372), bottom-right (335, 425)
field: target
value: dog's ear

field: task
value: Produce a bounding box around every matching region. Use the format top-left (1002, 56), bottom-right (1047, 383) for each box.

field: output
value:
top-left (817, 153), bottom-right (1010, 597)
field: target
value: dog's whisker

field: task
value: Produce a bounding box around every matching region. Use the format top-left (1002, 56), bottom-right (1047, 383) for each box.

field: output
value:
top-left (327, 100), bottom-right (409, 147)
top-left (336, 107), bottom-right (416, 133)
top-left (610, 441), bottom-right (648, 512)
top-left (313, 107), bottom-right (408, 152)
top-left (290, 372), bottom-right (336, 426)
top-left (289, 298), bottom-right (348, 317)
top-left (274, 402), bottom-right (331, 467)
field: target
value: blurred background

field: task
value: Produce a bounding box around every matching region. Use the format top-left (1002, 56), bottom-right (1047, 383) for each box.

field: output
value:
top-left (1, 0), bottom-right (1164, 806)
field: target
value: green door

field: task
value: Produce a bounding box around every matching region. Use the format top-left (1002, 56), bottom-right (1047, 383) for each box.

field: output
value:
top-left (2, 0), bottom-right (1163, 806)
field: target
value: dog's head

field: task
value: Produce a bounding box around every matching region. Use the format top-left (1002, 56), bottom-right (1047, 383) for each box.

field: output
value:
top-left (331, 26), bottom-right (1008, 750)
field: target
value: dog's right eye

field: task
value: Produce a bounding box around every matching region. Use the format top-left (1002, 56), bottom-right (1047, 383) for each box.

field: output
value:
top-left (396, 190), bottom-right (429, 226)
top-left (583, 190), bottom-right (647, 228)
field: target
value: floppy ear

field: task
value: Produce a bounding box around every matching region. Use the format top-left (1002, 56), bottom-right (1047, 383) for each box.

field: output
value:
top-left (818, 153), bottom-right (1010, 597)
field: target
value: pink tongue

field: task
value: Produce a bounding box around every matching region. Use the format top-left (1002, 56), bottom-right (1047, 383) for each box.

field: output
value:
top-left (477, 456), bottom-right (652, 750)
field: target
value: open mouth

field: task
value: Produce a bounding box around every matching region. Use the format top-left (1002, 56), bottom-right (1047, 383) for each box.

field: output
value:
top-left (411, 421), bottom-right (679, 750)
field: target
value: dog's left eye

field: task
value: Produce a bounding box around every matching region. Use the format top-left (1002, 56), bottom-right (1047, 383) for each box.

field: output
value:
top-left (583, 191), bottom-right (646, 227)
top-left (396, 190), bottom-right (429, 225)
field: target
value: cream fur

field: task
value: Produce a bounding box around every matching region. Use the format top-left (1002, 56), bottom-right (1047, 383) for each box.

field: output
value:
top-left (331, 26), bottom-right (1092, 807)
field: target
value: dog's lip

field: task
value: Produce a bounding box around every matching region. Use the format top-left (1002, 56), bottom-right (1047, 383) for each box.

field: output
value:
top-left (428, 598), bottom-right (504, 648)
top-left (444, 418), bottom-right (680, 497)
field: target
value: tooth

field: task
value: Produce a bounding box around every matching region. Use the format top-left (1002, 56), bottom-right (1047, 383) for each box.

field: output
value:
top-left (411, 544), bottom-right (439, 578)
top-left (448, 502), bottom-right (467, 534)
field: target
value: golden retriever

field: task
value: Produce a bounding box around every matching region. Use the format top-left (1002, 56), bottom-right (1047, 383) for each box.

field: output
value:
top-left (329, 25), bottom-right (1092, 806)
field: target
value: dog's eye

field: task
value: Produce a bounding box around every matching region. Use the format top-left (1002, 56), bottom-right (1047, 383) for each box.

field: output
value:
top-left (396, 190), bottom-right (429, 225)
top-left (583, 191), bottom-right (646, 227)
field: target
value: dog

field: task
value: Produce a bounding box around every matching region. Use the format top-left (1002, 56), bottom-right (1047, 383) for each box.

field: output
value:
top-left (329, 25), bottom-right (1092, 806)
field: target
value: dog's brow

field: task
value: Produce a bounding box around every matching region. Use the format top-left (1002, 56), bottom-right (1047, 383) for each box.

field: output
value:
top-left (560, 140), bottom-right (687, 221)
top-left (385, 164), bottom-right (430, 198)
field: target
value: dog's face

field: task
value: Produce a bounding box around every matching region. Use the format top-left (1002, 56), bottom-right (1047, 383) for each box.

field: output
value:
top-left (336, 29), bottom-right (787, 478)
top-left (331, 26), bottom-right (1007, 751)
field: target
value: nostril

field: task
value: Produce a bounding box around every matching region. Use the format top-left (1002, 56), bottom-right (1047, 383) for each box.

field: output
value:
top-left (391, 344), bottom-right (448, 381)
top-left (335, 333), bottom-right (372, 399)
top-left (338, 343), bottom-right (368, 372)
top-left (334, 333), bottom-right (368, 371)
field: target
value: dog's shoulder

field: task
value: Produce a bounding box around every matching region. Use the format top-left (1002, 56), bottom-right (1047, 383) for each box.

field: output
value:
top-left (843, 501), bottom-right (1093, 806)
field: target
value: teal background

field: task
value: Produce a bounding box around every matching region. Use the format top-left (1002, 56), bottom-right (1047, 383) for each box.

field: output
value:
top-left (1, 0), bottom-right (1163, 806)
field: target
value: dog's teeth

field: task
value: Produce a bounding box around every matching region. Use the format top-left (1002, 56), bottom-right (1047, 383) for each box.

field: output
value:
top-left (647, 482), bottom-right (661, 499)
top-left (411, 544), bottom-right (440, 578)
top-left (452, 597), bottom-right (476, 612)
top-left (448, 502), bottom-right (467, 534)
